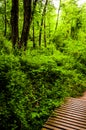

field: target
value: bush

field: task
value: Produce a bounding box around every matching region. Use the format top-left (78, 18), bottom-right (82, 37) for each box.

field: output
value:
top-left (0, 38), bottom-right (86, 130)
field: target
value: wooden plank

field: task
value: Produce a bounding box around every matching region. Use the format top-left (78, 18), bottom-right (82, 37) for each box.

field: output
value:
top-left (69, 98), bottom-right (86, 102)
top-left (42, 124), bottom-right (62, 130)
top-left (49, 115), bottom-right (86, 126)
top-left (54, 109), bottom-right (86, 118)
top-left (61, 101), bottom-right (86, 108)
top-left (46, 119), bottom-right (86, 130)
top-left (64, 98), bottom-right (86, 106)
top-left (54, 109), bottom-right (86, 116)
top-left (61, 101), bottom-right (86, 107)
top-left (51, 114), bottom-right (86, 124)
top-left (54, 111), bottom-right (86, 121)
top-left (42, 98), bottom-right (86, 130)
top-left (57, 106), bottom-right (86, 112)
top-left (60, 103), bottom-right (86, 108)
top-left (45, 121), bottom-right (76, 130)
top-left (48, 117), bottom-right (86, 129)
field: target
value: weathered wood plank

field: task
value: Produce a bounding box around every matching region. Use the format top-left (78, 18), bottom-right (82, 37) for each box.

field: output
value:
top-left (42, 98), bottom-right (86, 130)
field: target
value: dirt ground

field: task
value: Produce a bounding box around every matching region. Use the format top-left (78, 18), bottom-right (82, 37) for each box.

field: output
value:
top-left (79, 91), bottom-right (86, 100)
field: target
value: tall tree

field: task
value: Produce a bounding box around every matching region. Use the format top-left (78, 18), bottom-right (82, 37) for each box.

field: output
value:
top-left (19, 0), bottom-right (38, 50)
top-left (32, 0), bottom-right (36, 48)
top-left (44, 8), bottom-right (47, 47)
top-left (11, 0), bottom-right (19, 47)
top-left (55, 0), bottom-right (61, 31)
top-left (39, 0), bottom-right (48, 47)
top-left (19, 0), bottom-right (32, 50)
top-left (60, 0), bottom-right (80, 39)
top-left (33, 17), bottom-right (35, 48)
top-left (4, 0), bottom-right (7, 36)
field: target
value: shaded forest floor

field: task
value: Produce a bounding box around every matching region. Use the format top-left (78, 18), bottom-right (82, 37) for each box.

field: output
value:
top-left (79, 91), bottom-right (86, 100)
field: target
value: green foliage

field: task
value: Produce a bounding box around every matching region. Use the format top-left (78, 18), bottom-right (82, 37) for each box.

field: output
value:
top-left (0, 37), bottom-right (86, 129)
top-left (1, 0), bottom-right (86, 130)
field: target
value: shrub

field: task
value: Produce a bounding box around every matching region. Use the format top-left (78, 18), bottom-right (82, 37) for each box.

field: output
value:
top-left (0, 38), bottom-right (86, 130)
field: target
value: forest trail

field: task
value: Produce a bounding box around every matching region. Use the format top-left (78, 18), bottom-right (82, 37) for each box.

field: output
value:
top-left (42, 92), bottom-right (86, 130)
top-left (79, 91), bottom-right (86, 100)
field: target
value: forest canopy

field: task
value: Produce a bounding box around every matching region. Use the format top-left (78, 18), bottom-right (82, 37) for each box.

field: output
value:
top-left (0, 0), bottom-right (86, 129)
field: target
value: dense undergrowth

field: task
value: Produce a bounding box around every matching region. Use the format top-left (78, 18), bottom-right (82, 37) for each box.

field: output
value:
top-left (0, 37), bottom-right (86, 130)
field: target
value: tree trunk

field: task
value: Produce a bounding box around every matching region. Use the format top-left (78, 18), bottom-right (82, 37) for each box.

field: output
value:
top-left (4, 0), bottom-right (7, 36)
top-left (39, 0), bottom-right (48, 47)
top-left (55, 0), bottom-right (61, 31)
top-left (44, 13), bottom-right (46, 47)
top-left (19, 0), bottom-right (32, 50)
top-left (19, 0), bottom-right (38, 50)
top-left (49, 20), bottom-right (51, 44)
top-left (33, 16), bottom-right (36, 48)
top-left (32, 0), bottom-right (36, 48)
top-left (11, 0), bottom-right (19, 48)
top-left (39, 19), bottom-right (43, 47)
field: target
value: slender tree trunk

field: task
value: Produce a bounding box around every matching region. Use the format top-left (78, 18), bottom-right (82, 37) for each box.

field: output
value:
top-left (39, 0), bottom-right (48, 47)
top-left (33, 16), bottom-right (35, 48)
top-left (4, 0), bottom-right (7, 36)
top-left (32, 0), bottom-right (38, 17)
top-left (39, 19), bottom-right (43, 47)
top-left (49, 20), bottom-right (51, 44)
top-left (47, 10), bottom-right (51, 44)
top-left (44, 19), bottom-right (46, 47)
top-left (55, 0), bottom-right (61, 31)
top-left (11, 0), bottom-right (19, 47)
top-left (32, 0), bottom-right (35, 48)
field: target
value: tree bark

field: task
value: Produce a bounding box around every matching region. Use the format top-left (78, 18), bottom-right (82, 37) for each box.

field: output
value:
top-left (55, 0), bottom-right (61, 31)
top-left (39, 0), bottom-right (48, 47)
top-left (4, 0), bottom-right (7, 36)
top-left (33, 16), bottom-right (35, 48)
top-left (48, 19), bottom-right (51, 44)
top-left (11, 0), bottom-right (19, 47)
top-left (19, 0), bottom-right (38, 50)
top-left (44, 11), bottom-right (47, 47)
top-left (32, 0), bottom-right (36, 48)
top-left (19, 0), bottom-right (32, 50)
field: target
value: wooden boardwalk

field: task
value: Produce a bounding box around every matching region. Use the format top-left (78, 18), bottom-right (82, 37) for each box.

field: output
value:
top-left (42, 93), bottom-right (86, 130)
